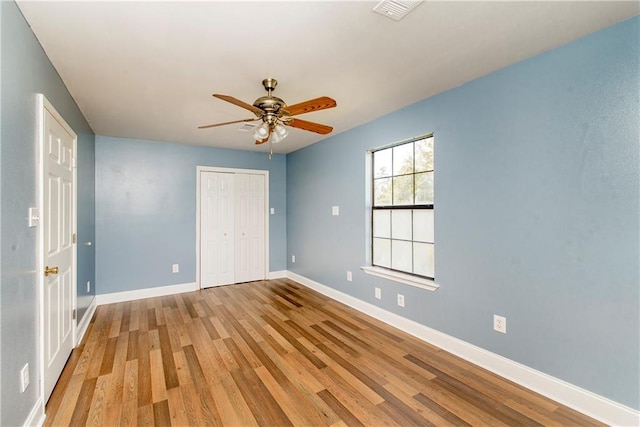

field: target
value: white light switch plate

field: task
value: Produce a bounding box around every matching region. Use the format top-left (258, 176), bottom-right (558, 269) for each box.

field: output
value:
top-left (332, 206), bottom-right (340, 216)
top-left (28, 207), bottom-right (39, 227)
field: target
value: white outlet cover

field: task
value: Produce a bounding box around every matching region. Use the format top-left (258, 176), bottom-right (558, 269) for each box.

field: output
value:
top-left (172, 264), bottom-right (179, 273)
top-left (291, 255), bottom-right (296, 263)
top-left (494, 314), bottom-right (507, 333)
top-left (375, 287), bottom-right (381, 299)
top-left (270, 208), bottom-right (275, 215)
top-left (346, 271), bottom-right (352, 281)
top-left (332, 206), bottom-right (340, 216)
top-left (397, 294), bottom-right (405, 307)
top-left (86, 281), bottom-right (91, 293)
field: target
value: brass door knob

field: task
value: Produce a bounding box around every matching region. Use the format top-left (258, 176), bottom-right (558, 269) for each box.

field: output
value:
top-left (44, 266), bottom-right (59, 277)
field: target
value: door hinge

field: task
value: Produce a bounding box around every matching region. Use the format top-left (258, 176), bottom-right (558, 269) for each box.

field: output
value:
top-left (73, 309), bottom-right (77, 320)
top-left (72, 233), bottom-right (77, 244)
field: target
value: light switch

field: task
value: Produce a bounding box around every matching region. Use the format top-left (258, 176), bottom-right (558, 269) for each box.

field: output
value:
top-left (28, 207), bottom-right (39, 227)
top-left (332, 206), bottom-right (340, 216)
top-left (270, 208), bottom-right (275, 215)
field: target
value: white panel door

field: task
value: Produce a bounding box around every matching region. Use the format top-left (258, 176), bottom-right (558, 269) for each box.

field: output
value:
top-left (201, 172), bottom-right (235, 288)
top-left (235, 174), bottom-right (265, 283)
top-left (43, 106), bottom-right (75, 401)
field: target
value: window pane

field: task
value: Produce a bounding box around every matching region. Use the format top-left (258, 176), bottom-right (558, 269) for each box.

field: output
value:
top-left (391, 210), bottom-right (412, 240)
top-left (373, 238), bottom-right (391, 268)
top-left (393, 143), bottom-right (414, 175)
top-left (373, 210), bottom-right (390, 238)
top-left (415, 137), bottom-right (434, 172)
top-left (374, 178), bottom-right (392, 206)
top-left (391, 240), bottom-right (412, 272)
top-left (413, 242), bottom-right (434, 277)
top-left (392, 175), bottom-right (413, 205)
top-left (373, 148), bottom-right (392, 178)
top-left (413, 209), bottom-right (434, 243)
top-left (415, 172), bottom-right (434, 204)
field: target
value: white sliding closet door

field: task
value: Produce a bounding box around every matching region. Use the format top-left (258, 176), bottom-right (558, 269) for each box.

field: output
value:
top-left (200, 170), bottom-right (266, 288)
top-left (235, 173), bottom-right (265, 283)
top-left (201, 172), bottom-right (235, 287)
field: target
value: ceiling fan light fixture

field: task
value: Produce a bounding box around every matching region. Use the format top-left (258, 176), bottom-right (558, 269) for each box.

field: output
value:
top-left (254, 122), bottom-right (269, 140)
top-left (275, 123), bottom-right (288, 138)
top-left (272, 124), bottom-right (288, 144)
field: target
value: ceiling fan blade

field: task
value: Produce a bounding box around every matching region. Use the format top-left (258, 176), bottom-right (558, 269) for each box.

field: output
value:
top-left (213, 94), bottom-right (264, 115)
top-left (286, 118), bottom-right (333, 135)
top-left (197, 118), bottom-right (259, 129)
top-left (284, 96), bottom-right (336, 117)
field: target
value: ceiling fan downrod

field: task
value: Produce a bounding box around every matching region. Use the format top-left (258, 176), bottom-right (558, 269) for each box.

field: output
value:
top-left (262, 78), bottom-right (277, 96)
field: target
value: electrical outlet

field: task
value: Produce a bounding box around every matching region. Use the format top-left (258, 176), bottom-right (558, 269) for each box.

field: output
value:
top-left (494, 314), bottom-right (507, 334)
top-left (291, 255), bottom-right (296, 263)
top-left (397, 294), bottom-right (405, 307)
top-left (20, 364), bottom-right (29, 392)
top-left (375, 287), bottom-right (381, 299)
top-left (346, 271), bottom-right (352, 281)
top-left (332, 206), bottom-right (340, 216)
top-left (172, 264), bottom-right (179, 273)
top-left (270, 208), bottom-right (275, 215)
top-left (86, 281), bottom-right (91, 293)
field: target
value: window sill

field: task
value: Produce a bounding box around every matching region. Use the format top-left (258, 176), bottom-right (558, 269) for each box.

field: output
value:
top-left (360, 266), bottom-right (440, 291)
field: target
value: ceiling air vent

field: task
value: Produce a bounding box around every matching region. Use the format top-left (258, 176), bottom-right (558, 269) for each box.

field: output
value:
top-left (373, 0), bottom-right (422, 21)
top-left (238, 122), bottom-right (258, 132)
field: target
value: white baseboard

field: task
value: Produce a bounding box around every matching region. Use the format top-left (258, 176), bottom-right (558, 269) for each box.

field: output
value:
top-left (76, 297), bottom-right (97, 346)
top-left (96, 282), bottom-right (198, 306)
top-left (23, 396), bottom-right (45, 427)
top-left (268, 270), bottom-right (287, 279)
top-left (286, 271), bottom-right (640, 427)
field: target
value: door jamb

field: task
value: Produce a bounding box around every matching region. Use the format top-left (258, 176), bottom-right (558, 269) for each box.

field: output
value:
top-left (36, 94), bottom-right (78, 407)
top-left (195, 166), bottom-right (270, 289)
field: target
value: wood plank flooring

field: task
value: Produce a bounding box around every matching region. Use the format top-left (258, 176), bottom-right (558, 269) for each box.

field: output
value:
top-left (44, 279), bottom-right (605, 426)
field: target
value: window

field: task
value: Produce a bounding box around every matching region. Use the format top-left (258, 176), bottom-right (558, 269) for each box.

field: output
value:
top-left (370, 135), bottom-right (435, 281)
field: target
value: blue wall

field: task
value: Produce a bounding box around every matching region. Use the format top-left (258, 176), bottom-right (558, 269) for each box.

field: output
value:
top-left (95, 136), bottom-right (287, 295)
top-left (287, 17), bottom-right (639, 409)
top-left (0, 1), bottom-right (96, 424)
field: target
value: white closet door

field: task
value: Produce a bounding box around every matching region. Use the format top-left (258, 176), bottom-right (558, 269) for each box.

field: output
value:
top-left (235, 174), bottom-right (265, 283)
top-left (201, 172), bottom-right (235, 288)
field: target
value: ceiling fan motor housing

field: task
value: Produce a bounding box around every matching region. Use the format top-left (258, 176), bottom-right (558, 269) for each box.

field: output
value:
top-left (253, 96), bottom-right (286, 116)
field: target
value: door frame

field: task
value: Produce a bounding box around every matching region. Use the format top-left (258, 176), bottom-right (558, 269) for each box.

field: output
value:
top-left (36, 94), bottom-right (78, 405)
top-left (196, 166), bottom-right (269, 289)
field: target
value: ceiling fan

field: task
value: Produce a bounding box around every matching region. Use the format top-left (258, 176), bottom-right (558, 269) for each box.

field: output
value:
top-left (198, 78), bottom-right (337, 146)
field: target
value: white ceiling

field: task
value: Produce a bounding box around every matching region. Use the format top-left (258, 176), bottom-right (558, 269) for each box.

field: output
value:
top-left (17, 1), bottom-right (639, 154)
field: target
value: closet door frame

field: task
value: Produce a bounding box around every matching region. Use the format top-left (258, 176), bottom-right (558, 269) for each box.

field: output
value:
top-left (196, 166), bottom-right (269, 289)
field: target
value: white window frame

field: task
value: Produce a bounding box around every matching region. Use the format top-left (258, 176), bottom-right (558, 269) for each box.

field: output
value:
top-left (362, 134), bottom-right (439, 291)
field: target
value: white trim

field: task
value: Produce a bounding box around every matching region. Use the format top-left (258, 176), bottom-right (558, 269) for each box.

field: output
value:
top-left (23, 396), bottom-right (45, 427)
top-left (268, 270), bottom-right (287, 279)
top-left (361, 265), bottom-right (439, 291)
top-left (286, 271), bottom-right (640, 427)
top-left (195, 166), bottom-right (270, 289)
top-left (95, 282), bottom-right (198, 306)
top-left (75, 297), bottom-right (97, 346)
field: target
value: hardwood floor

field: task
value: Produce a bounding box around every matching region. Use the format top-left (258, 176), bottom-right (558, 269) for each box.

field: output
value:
top-left (45, 279), bottom-right (604, 426)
